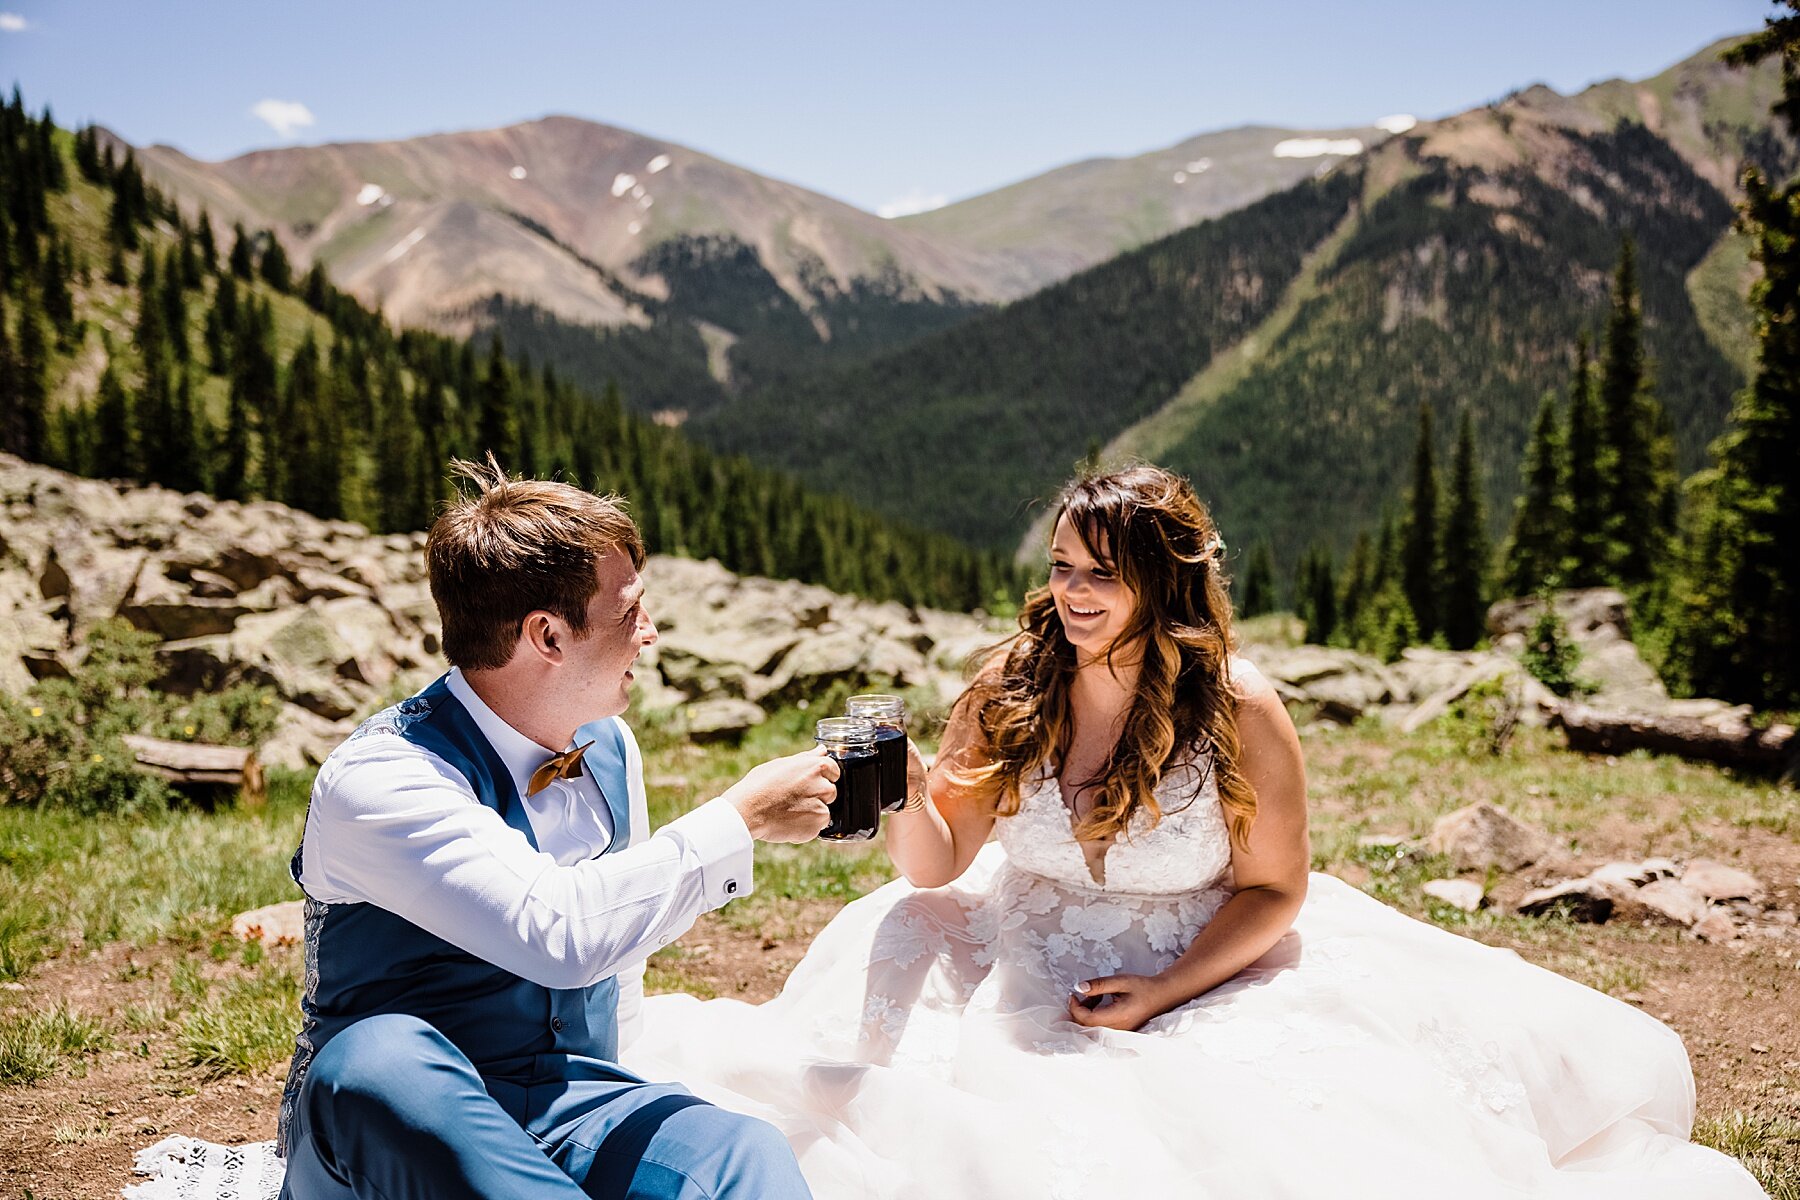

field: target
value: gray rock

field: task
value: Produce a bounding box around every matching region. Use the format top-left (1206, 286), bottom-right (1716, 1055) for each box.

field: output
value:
top-left (1426, 801), bottom-right (1556, 872)
top-left (1680, 859), bottom-right (1766, 903)
top-left (1518, 876), bottom-right (1628, 923)
top-left (1422, 879), bottom-right (1485, 912)
top-left (1692, 909), bottom-right (1740, 944)
top-left (1633, 880), bottom-right (1710, 928)
top-left (686, 698), bottom-right (766, 742)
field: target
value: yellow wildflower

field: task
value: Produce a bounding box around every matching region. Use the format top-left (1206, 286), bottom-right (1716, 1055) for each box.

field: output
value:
top-left (29, 706), bottom-right (43, 717)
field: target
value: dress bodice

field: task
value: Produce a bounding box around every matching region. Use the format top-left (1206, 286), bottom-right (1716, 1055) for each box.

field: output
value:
top-left (996, 750), bottom-right (1233, 897)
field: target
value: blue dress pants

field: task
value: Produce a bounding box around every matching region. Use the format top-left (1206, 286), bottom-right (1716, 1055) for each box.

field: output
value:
top-left (279, 1014), bottom-right (811, 1200)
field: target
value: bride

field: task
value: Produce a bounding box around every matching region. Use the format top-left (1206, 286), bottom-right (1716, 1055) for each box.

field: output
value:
top-left (624, 466), bottom-right (1762, 1198)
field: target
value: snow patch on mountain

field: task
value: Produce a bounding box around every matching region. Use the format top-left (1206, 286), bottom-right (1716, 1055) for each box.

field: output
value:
top-left (1273, 138), bottom-right (1364, 159)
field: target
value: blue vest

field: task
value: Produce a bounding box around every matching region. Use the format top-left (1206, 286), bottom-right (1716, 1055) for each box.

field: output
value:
top-left (277, 674), bottom-right (633, 1153)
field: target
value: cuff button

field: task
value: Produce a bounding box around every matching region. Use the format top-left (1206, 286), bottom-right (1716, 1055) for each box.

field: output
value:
top-left (724, 879), bottom-right (738, 895)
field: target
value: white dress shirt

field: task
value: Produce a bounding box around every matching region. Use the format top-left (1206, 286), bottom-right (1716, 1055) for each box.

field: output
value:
top-left (297, 667), bottom-right (754, 1049)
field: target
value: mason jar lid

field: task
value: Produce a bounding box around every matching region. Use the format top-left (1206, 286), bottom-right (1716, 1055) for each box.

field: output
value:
top-left (815, 716), bottom-right (877, 747)
top-left (845, 694), bottom-right (905, 723)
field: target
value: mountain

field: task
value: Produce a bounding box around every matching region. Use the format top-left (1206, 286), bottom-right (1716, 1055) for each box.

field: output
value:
top-left (120, 115), bottom-right (1416, 421)
top-left (120, 117), bottom-right (1009, 417)
top-left (0, 103), bottom-right (1024, 614)
top-left (684, 36), bottom-right (1782, 571)
top-left (897, 120), bottom-right (1404, 294)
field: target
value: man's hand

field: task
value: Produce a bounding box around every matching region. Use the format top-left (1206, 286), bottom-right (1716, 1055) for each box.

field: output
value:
top-left (722, 747), bottom-right (836, 843)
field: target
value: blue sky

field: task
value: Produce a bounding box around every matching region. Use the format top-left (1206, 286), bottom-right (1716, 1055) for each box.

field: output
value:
top-left (0, 1), bottom-right (1777, 214)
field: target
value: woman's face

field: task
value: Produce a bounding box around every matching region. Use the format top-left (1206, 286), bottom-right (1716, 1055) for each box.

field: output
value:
top-left (1049, 514), bottom-right (1138, 661)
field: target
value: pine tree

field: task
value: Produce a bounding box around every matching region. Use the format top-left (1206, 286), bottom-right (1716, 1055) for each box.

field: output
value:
top-left (0, 293), bottom-right (18, 455)
top-left (1597, 237), bottom-right (1661, 583)
top-left (477, 337), bottom-right (522, 468)
top-left (1439, 410), bottom-right (1490, 650)
top-left (1297, 543), bottom-right (1337, 644)
top-left (259, 237), bottom-right (293, 293)
top-left (12, 299), bottom-right (49, 461)
top-left (165, 369), bottom-right (205, 493)
top-left (228, 223), bottom-right (255, 280)
top-left (196, 210), bottom-right (218, 273)
top-left (1565, 335), bottom-right (1609, 586)
top-left (1667, 10), bottom-right (1800, 707)
top-left (105, 241), bottom-right (129, 287)
top-left (93, 362), bottom-right (134, 479)
top-left (1501, 388), bottom-right (1568, 595)
top-left (1337, 530), bottom-right (1374, 636)
top-left (1401, 402), bottom-right (1439, 640)
top-left (1236, 540), bottom-right (1276, 618)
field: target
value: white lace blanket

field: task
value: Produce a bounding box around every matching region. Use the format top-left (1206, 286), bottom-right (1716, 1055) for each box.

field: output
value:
top-left (123, 1137), bottom-right (282, 1200)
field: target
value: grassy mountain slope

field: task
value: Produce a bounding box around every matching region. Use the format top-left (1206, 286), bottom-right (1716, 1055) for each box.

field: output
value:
top-left (1153, 121), bottom-right (1741, 568)
top-left (900, 121), bottom-right (1396, 293)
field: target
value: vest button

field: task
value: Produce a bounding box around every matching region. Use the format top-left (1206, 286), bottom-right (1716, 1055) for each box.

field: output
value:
top-left (551, 1017), bottom-right (566, 1033)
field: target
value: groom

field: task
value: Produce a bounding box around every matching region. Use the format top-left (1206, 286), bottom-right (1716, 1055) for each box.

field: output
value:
top-left (277, 458), bottom-right (832, 1200)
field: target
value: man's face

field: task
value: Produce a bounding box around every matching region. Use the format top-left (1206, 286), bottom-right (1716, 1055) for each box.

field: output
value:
top-left (566, 551), bottom-right (657, 719)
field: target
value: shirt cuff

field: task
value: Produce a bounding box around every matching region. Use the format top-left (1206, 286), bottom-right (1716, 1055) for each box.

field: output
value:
top-left (663, 795), bottom-right (755, 908)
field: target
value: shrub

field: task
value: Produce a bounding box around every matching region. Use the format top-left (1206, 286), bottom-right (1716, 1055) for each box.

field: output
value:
top-left (0, 619), bottom-right (280, 812)
top-left (1520, 600), bottom-right (1591, 699)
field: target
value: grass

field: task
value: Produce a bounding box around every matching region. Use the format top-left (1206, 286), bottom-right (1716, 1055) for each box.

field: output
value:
top-left (0, 768), bottom-right (310, 979)
top-left (177, 964), bottom-right (301, 1079)
top-left (0, 1002), bottom-right (112, 1085)
top-left (1694, 1112), bottom-right (1800, 1200)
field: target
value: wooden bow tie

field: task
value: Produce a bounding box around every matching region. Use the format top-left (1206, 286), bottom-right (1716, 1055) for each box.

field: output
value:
top-left (528, 741), bottom-right (594, 797)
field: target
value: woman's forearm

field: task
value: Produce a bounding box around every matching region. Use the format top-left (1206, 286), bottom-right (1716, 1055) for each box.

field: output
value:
top-left (1156, 882), bottom-right (1306, 1004)
top-left (883, 797), bottom-right (960, 888)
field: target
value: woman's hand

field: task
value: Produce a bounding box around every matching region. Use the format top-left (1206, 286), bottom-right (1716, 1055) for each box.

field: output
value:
top-left (1066, 973), bottom-right (1183, 1032)
top-left (904, 738), bottom-right (929, 808)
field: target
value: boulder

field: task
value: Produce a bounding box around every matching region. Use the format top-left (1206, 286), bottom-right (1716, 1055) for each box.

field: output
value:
top-left (1632, 880), bottom-right (1710, 928)
top-left (1518, 875), bottom-right (1629, 923)
top-left (1487, 589), bottom-right (1630, 641)
top-left (1399, 656), bottom-right (1518, 733)
top-left (686, 698), bottom-right (767, 742)
top-left (1426, 801), bottom-right (1556, 872)
top-left (1680, 859), bottom-right (1766, 904)
top-left (230, 900), bottom-right (305, 945)
top-left (1692, 909), bottom-right (1740, 944)
top-left (1421, 879), bottom-right (1485, 912)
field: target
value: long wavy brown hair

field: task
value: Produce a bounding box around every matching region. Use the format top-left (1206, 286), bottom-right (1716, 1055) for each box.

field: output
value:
top-left (952, 466), bottom-right (1257, 848)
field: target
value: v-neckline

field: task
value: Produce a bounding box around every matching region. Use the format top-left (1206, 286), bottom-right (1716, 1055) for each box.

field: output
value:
top-left (1050, 771), bottom-right (1116, 888)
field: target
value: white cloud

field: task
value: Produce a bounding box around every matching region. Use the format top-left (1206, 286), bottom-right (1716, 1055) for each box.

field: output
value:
top-left (251, 99), bottom-right (316, 139)
top-left (0, 13), bottom-right (30, 31)
top-left (1272, 137), bottom-right (1364, 159)
top-left (877, 188), bottom-right (947, 219)
top-left (1376, 114), bottom-right (1418, 134)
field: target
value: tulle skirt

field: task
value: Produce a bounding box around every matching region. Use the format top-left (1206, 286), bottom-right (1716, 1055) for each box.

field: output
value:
top-left (624, 844), bottom-right (1763, 1199)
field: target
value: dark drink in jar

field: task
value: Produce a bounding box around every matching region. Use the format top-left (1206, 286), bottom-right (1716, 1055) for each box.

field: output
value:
top-left (815, 717), bottom-right (881, 841)
top-left (846, 694), bottom-right (907, 813)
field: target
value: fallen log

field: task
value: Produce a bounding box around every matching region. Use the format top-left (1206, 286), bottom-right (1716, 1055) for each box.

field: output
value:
top-left (1555, 703), bottom-right (1798, 779)
top-left (121, 734), bottom-right (266, 806)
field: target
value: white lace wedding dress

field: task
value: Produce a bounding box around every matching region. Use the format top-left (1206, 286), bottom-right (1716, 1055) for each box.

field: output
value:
top-left (624, 753), bottom-right (1763, 1198)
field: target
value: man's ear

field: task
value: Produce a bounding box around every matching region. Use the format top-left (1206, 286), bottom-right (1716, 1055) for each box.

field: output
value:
top-left (519, 611), bottom-right (566, 664)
